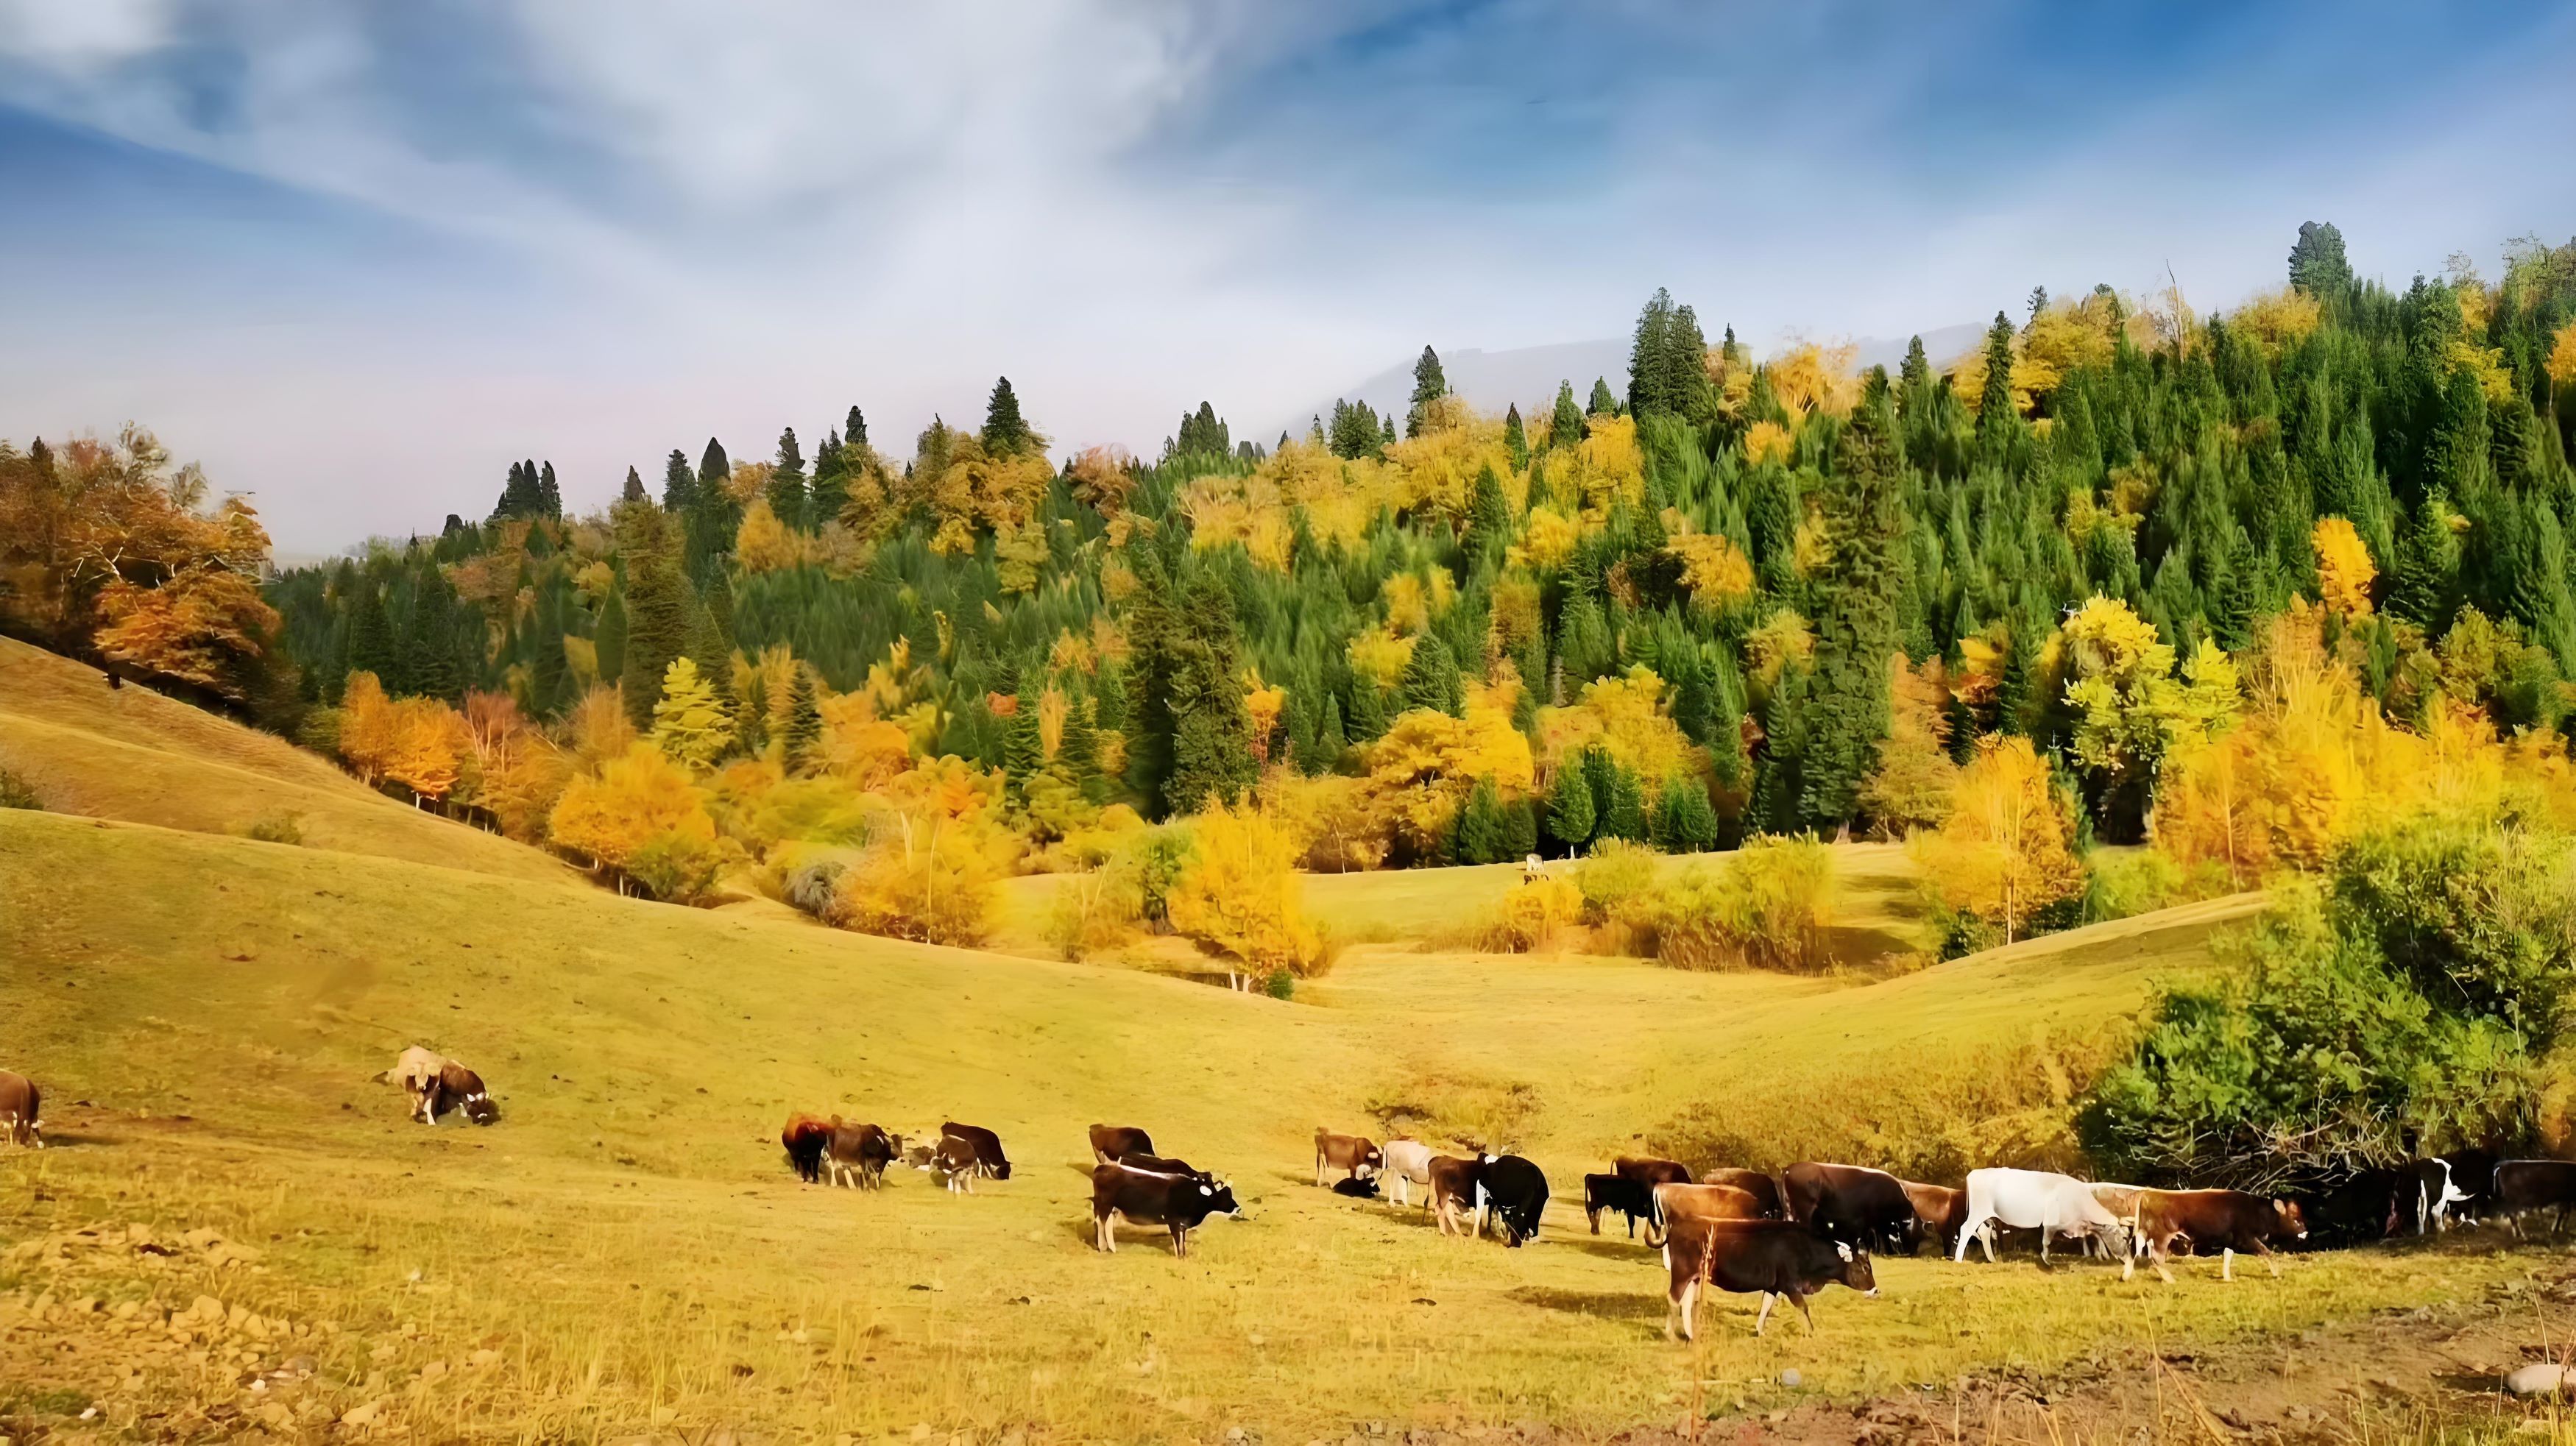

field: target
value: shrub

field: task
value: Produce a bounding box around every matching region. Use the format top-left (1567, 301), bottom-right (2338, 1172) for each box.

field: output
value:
top-left (2081, 847), bottom-right (2184, 924)
top-left (780, 857), bottom-right (846, 918)
top-left (294, 707), bottom-right (342, 757)
top-left (1264, 968), bottom-right (1295, 1000)
top-left (1652, 836), bottom-right (1837, 972)
top-left (1168, 798), bottom-right (1326, 976)
top-left (0, 768), bottom-right (39, 811)
top-left (1574, 837), bottom-right (1661, 941)
top-left (244, 811), bottom-right (303, 846)
top-left (626, 827), bottom-right (729, 904)
top-left (2077, 818), bottom-right (2576, 1188)
top-left (1044, 855), bottom-right (1147, 962)
top-left (1473, 874), bottom-right (1585, 953)
top-left (827, 816), bottom-right (1007, 946)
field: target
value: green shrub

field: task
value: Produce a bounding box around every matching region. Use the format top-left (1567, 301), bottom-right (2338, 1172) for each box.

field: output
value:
top-left (2077, 819), bottom-right (2576, 1187)
top-left (244, 811), bottom-right (304, 846)
top-left (0, 768), bottom-right (39, 811)
top-left (1044, 856), bottom-right (1147, 962)
top-left (2080, 847), bottom-right (2184, 924)
top-left (626, 828), bottom-right (729, 904)
top-left (1264, 968), bottom-right (1295, 1000)
top-left (1652, 835), bottom-right (1836, 972)
top-left (1573, 837), bottom-right (1660, 935)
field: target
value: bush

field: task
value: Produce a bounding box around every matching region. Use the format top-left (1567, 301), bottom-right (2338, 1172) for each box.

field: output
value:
top-left (1264, 968), bottom-right (1295, 1000)
top-left (1168, 799), bottom-right (1326, 976)
top-left (1652, 836), bottom-right (1836, 972)
top-left (1574, 837), bottom-right (1661, 942)
top-left (626, 826), bottom-right (730, 904)
top-left (781, 857), bottom-right (846, 918)
top-left (1044, 855), bottom-right (1147, 962)
top-left (244, 811), bottom-right (303, 846)
top-left (1472, 874), bottom-right (1585, 953)
top-left (0, 768), bottom-right (40, 811)
top-left (827, 819), bottom-right (1005, 946)
top-left (294, 707), bottom-right (342, 758)
top-left (2077, 818), bottom-right (2576, 1188)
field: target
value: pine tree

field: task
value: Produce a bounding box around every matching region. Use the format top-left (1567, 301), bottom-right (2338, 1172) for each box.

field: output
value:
top-left (1545, 763), bottom-right (1596, 856)
top-left (810, 427), bottom-right (849, 526)
top-left (1628, 288), bottom-right (1677, 419)
top-left (1503, 404), bottom-right (1529, 472)
top-left (527, 586), bottom-right (569, 718)
top-left (1549, 380), bottom-right (1585, 450)
top-left (1462, 464), bottom-right (1511, 561)
top-left (662, 449), bottom-right (696, 511)
top-left (593, 589), bottom-right (627, 689)
top-left (768, 428), bottom-right (807, 530)
top-left (1554, 589), bottom-right (1611, 686)
top-left (1094, 664), bottom-right (1129, 734)
top-left (1345, 675), bottom-right (1389, 743)
top-left (346, 576), bottom-right (395, 684)
top-left (1407, 346), bottom-right (1449, 437)
top-left (1799, 383), bottom-right (1906, 833)
top-left (1400, 633), bottom-right (1463, 716)
top-left (1587, 378), bottom-right (1618, 417)
top-left (1975, 311), bottom-right (2018, 464)
top-left (682, 592), bottom-right (731, 692)
top-left (618, 514), bottom-right (691, 729)
top-left (1657, 776), bottom-right (1719, 854)
top-left (1164, 570), bottom-right (1257, 814)
top-left (844, 405), bottom-right (868, 450)
top-left (2391, 495), bottom-right (2457, 627)
top-left (1899, 336), bottom-right (1930, 394)
top-left (983, 376), bottom-right (1034, 456)
top-left (406, 571), bottom-right (462, 701)
top-left (783, 666), bottom-right (822, 772)
top-left (1003, 700), bottom-right (1045, 801)
top-left (1059, 695), bottom-right (1100, 785)
top-left (1501, 795), bottom-right (1539, 860)
top-left (1456, 776), bottom-right (1504, 865)
top-left (1315, 693), bottom-right (1347, 771)
top-left (736, 670), bottom-right (771, 757)
top-left (2287, 221), bottom-right (2352, 297)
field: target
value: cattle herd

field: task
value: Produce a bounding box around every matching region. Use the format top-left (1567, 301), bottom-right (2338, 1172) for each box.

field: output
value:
top-left (16, 1055), bottom-right (2576, 1344)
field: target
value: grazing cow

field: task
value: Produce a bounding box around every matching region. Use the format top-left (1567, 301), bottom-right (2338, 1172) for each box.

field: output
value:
top-left (1898, 1181), bottom-right (1980, 1259)
top-left (781, 1113), bottom-right (835, 1183)
top-left (932, 1135), bottom-right (981, 1194)
top-left (1091, 1163), bottom-right (1241, 1257)
top-left (1483, 1155), bottom-right (1550, 1246)
top-left (1663, 1220), bottom-right (1876, 1342)
top-left (1427, 1154), bottom-right (1495, 1236)
top-left (1119, 1151), bottom-right (1210, 1180)
top-left (824, 1121), bottom-right (898, 1190)
top-left (1332, 1175), bottom-right (1381, 1199)
top-left (2491, 1160), bottom-right (2576, 1238)
top-left (941, 1121), bottom-right (1011, 1180)
top-left (1089, 1124), bottom-right (1155, 1163)
top-left (381, 1046), bottom-right (449, 1094)
top-left (1953, 1169), bottom-right (2126, 1264)
top-left (1783, 1163), bottom-right (1922, 1252)
top-left (413, 1062), bottom-right (497, 1126)
top-left (1616, 1155), bottom-right (1694, 1187)
top-left (1700, 1169), bottom-right (1785, 1219)
top-left (1585, 1173), bottom-right (1659, 1238)
top-left (1315, 1130), bottom-right (1384, 1186)
top-left (1381, 1139), bottom-right (1438, 1209)
top-left (2123, 1189), bottom-right (2309, 1282)
top-left (1652, 1183), bottom-right (1766, 1243)
top-left (0, 1071), bottom-right (40, 1149)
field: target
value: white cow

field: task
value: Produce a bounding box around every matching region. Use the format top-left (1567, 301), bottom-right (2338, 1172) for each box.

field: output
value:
top-left (2418, 1159), bottom-right (2473, 1233)
top-left (379, 1046), bottom-right (449, 1095)
top-left (1381, 1139), bottom-right (1438, 1210)
top-left (1953, 1168), bottom-right (2128, 1264)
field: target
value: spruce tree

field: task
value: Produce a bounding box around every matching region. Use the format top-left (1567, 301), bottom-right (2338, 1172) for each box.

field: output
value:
top-left (1554, 589), bottom-right (1611, 686)
top-left (1587, 377), bottom-right (1618, 417)
top-left (346, 576), bottom-right (395, 684)
top-left (1601, 757), bottom-right (1647, 842)
top-left (593, 589), bottom-right (627, 690)
top-left (2287, 221), bottom-right (2352, 297)
top-left (2391, 495), bottom-right (2456, 628)
top-left (682, 592), bottom-right (731, 692)
top-left (1657, 776), bottom-right (1719, 854)
top-left (526, 586), bottom-right (569, 718)
top-left (1059, 695), bottom-right (1100, 789)
top-left (662, 449), bottom-right (696, 511)
top-left (768, 428), bottom-right (808, 529)
top-left (1974, 311), bottom-right (2018, 464)
top-left (1164, 570), bottom-right (1257, 814)
top-left (737, 671), bottom-right (771, 757)
top-left (535, 461), bottom-right (562, 517)
top-left (810, 427), bottom-right (850, 525)
top-left (1628, 288), bottom-right (1677, 419)
top-left (1345, 675), bottom-right (1389, 743)
top-left (1545, 762), bottom-right (1595, 856)
top-left (844, 405), bottom-right (868, 450)
top-left (983, 376), bottom-right (1033, 456)
top-left (406, 571), bottom-right (462, 701)
top-left (1503, 404), bottom-right (1529, 472)
top-left (1501, 795), bottom-right (1539, 860)
top-left (1462, 464), bottom-right (1511, 561)
top-left (1406, 346), bottom-right (1449, 437)
top-left (1799, 383), bottom-right (1905, 834)
top-left (618, 515), bottom-right (692, 729)
top-left (1003, 701), bottom-right (1046, 801)
top-left (784, 667), bottom-right (822, 772)
top-left (1549, 380), bottom-right (1584, 450)
top-left (1400, 633), bottom-right (1463, 717)
top-left (1094, 664), bottom-right (1129, 734)
top-left (1316, 693), bottom-right (1348, 770)
top-left (1456, 776), bottom-right (1504, 865)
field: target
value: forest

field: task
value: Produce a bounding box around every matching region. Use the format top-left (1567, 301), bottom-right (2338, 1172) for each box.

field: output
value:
top-left (8, 222), bottom-right (2576, 985)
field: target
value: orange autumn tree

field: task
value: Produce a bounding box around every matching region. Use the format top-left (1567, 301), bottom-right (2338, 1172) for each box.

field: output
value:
top-left (94, 561), bottom-right (280, 701)
top-left (1911, 735), bottom-right (2084, 946)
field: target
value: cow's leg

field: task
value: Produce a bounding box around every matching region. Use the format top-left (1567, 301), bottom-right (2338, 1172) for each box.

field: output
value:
top-left (1953, 1213), bottom-right (1984, 1264)
top-left (1586, 1206), bottom-right (1600, 1236)
top-left (1753, 1292), bottom-right (1774, 1337)
top-left (1793, 1290), bottom-right (1816, 1334)
top-left (1978, 1223), bottom-right (1998, 1264)
top-left (1314, 1154), bottom-right (1323, 1188)
top-left (2039, 1212), bottom-right (2053, 1267)
top-left (2257, 1241), bottom-right (2280, 1279)
top-left (2221, 1247), bottom-right (2234, 1282)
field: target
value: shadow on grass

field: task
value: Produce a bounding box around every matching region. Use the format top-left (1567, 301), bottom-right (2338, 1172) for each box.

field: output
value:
top-left (1507, 1285), bottom-right (1666, 1322)
top-left (1550, 1233), bottom-right (1662, 1262)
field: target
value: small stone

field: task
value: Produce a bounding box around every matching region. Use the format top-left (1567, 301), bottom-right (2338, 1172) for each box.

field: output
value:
top-left (911, 1425), bottom-right (934, 1442)
top-left (1780, 1368), bottom-right (1803, 1388)
top-left (2506, 1363), bottom-right (2570, 1396)
top-left (342, 1400), bottom-right (381, 1426)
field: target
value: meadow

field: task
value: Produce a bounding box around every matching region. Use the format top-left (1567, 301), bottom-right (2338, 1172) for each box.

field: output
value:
top-left (1, 642), bottom-right (2568, 1442)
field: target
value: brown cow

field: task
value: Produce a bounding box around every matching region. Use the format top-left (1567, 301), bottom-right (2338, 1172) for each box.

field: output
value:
top-left (824, 1122), bottom-right (897, 1190)
top-left (1652, 1183), bottom-right (1764, 1244)
top-left (2491, 1160), bottom-right (2576, 1238)
top-left (782, 1113), bottom-right (835, 1183)
top-left (1427, 1154), bottom-right (1494, 1236)
top-left (1663, 1219), bottom-right (1876, 1341)
top-left (0, 1071), bottom-right (40, 1149)
top-left (1899, 1180), bottom-right (1977, 1258)
top-left (1616, 1155), bottom-right (1693, 1187)
top-left (2122, 1189), bottom-right (2308, 1282)
top-left (413, 1062), bottom-right (496, 1125)
top-left (1699, 1168), bottom-right (1784, 1218)
top-left (1315, 1129), bottom-right (1384, 1186)
top-left (1089, 1124), bottom-right (1154, 1163)
top-left (932, 1135), bottom-right (980, 1194)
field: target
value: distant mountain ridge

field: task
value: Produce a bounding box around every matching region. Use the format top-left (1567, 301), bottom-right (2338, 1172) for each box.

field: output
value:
top-left (1264, 321), bottom-right (1984, 442)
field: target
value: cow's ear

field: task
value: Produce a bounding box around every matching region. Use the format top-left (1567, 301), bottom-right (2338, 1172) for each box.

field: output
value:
top-left (1836, 1241), bottom-right (1853, 1262)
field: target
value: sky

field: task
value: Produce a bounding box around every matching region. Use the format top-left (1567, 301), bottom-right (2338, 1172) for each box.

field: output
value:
top-left (2, 1), bottom-right (2572, 554)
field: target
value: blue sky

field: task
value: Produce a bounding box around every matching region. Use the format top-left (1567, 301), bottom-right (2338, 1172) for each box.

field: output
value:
top-left (2, 0), bottom-right (2572, 552)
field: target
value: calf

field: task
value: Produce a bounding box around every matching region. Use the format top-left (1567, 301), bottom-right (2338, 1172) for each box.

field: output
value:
top-left (1954, 1168), bottom-right (2125, 1264)
top-left (2123, 1189), bottom-right (2308, 1282)
top-left (1585, 1173), bottom-right (1658, 1238)
top-left (2492, 1160), bottom-right (2576, 1238)
top-left (1091, 1163), bottom-right (1241, 1258)
top-left (0, 1071), bottom-right (40, 1149)
top-left (1483, 1155), bottom-right (1550, 1246)
top-left (1700, 1168), bottom-right (1784, 1219)
top-left (1315, 1129), bottom-right (1384, 1186)
top-left (932, 1135), bottom-right (981, 1194)
top-left (1382, 1140), bottom-right (1437, 1209)
top-left (2411, 1157), bottom-right (2472, 1233)
top-left (1784, 1163), bottom-right (1921, 1252)
top-left (414, 1062), bottom-right (497, 1126)
top-left (1332, 1175), bottom-right (1381, 1200)
top-left (824, 1121), bottom-right (897, 1190)
top-left (1663, 1220), bottom-right (1877, 1341)
top-left (2441, 1147), bottom-right (2502, 1225)
top-left (941, 1121), bottom-right (1011, 1180)
top-left (1089, 1124), bottom-right (1154, 1163)
top-left (1427, 1154), bottom-right (1494, 1237)
top-left (781, 1112), bottom-right (835, 1183)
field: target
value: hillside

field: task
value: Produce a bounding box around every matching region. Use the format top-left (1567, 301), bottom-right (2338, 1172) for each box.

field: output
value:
top-left (0, 636), bottom-right (568, 885)
top-left (13, 800), bottom-right (2487, 1444)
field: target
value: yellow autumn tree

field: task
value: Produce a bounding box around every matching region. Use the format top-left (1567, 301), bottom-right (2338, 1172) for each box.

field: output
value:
top-left (735, 497), bottom-right (811, 573)
top-left (1168, 798), bottom-right (1325, 979)
top-left (1911, 736), bottom-right (2084, 946)
top-left (1742, 419), bottom-right (1794, 466)
top-left (2550, 319), bottom-right (2576, 389)
top-left (829, 758), bottom-right (1012, 946)
top-left (2312, 516), bottom-right (2376, 617)
top-left (650, 656), bottom-right (734, 770)
top-left (1666, 531), bottom-right (1755, 614)
top-left (547, 741), bottom-right (721, 885)
top-left (93, 562), bottom-right (280, 701)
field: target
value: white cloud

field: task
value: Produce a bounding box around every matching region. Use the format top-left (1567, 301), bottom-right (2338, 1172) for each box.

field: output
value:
top-left (0, 0), bottom-right (172, 69)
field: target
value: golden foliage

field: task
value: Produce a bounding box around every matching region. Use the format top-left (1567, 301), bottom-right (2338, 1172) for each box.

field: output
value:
top-left (1665, 531), bottom-right (1755, 613)
top-left (1512, 504), bottom-right (1586, 572)
top-left (1475, 874), bottom-right (1585, 954)
top-left (2311, 516), bottom-right (2376, 618)
top-left (1862, 655), bottom-right (1959, 837)
top-left (1563, 414), bottom-right (1645, 514)
top-left (563, 684), bottom-right (637, 768)
top-left (827, 757), bottom-right (1011, 946)
top-left (2549, 319), bottom-right (2576, 388)
top-left (2447, 338), bottom-right (2517, 405)
top-left (2229, 287), bottom-right (2323, 354)
top-left (1245, 673), bottom-right (1287, 765)
top-left (1383, 405), bottom-right (1512, 522)
top-left (735, 498), bottom-right (813, 573)
top-left (548, 742), bottom-right (720, 873)
top-left (1182, 469), bottom-right (1296, 573)
top-left (1911, 736), bottom-right (2084, 945)
top-left (650, 656), bottom-right (734, 770)
top-left (1535, 667), bottom-right (1692, 796)
top-left (1765, 341), bottom-right (1861, 420)
top-left (1170, 798), bottom-right (1324, 975)
top-left (1742, 419), bottom-right (1794, 466)
top-left (1744, 609), bottom-right (1815, 690)
top-left (1488, 570), bottom-right (1545, 651)
top-left (1652, 837), bottom-right (1838, 973)
top-left (1346, 624), bottom-right (1416, 691)
top-left (1066, 445), bottom-right (1136, 515)
top-left (93, 561), bottom-right (280, 699)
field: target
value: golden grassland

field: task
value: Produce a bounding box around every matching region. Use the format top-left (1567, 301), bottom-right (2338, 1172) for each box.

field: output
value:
top-left (0, 659), bottom-right (2564, 1442)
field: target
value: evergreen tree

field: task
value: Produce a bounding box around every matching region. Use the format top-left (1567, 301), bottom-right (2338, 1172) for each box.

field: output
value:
top-left (682, 590), bottom-right (731, 692)
top-left (844, 405), bottom-right (868, 450)
top-left (618, 514), bottom-right (692, 729)
top-left (1400, 632), bottom-right (1464, 716)
top-left (1545, 763), bottom-right (1596, 855)
top-left (810, 427), bottom-right (850, 525)
top-left (1503, 404), bottom-right (1529, 472)
top-left (1456, 776), bottom-right (1504, 865)
top-left (1501, 795), bottom-right (1539, 860)
top-left (1094, 664), bottom-right (1130, 734)
top-left (621, 466), bottom-right (646, 504)
top-left (1554, 589), bottom-right (1612, 686)
top-left (1657, 776), bottom-right (1720, 854)
top-left (768, 428), bottom-right (808, 529)
top-left (526, 586), bottom-right (569, 718)
top-left (1597, 754), bottom-right (1647, 841)
top-left (1799, 384), bottom-right (1906, 833)
top-left (649, 656), bottom-right (733, 770)
top-left (1462, 464), bottom-right (1511, 561)
top-left (662, 449), bottom-right (696, 512)
top-left (1059, 695), bottom-right (1100, 787)
top-left (737, 670), bottom-right (771, 757)
top-left (593, 589), bottom-right (627, 690)
top-left (1975, 311), bottom-right (2018, 464)
top-left (1628, 287), bottom-right (1677, 419)
top-left (405, 571), bottom-right (462, 701)
top-left (783, 666), bottom-right (822, 772)
top-left (1164, 570), bottom-right (1257, 814)
top-left (1549, 380), bottom-right (1585, 450)
top-left (1003, 700), bottom-right (1046, 801)
top-left (1899, 336), bottom-right (1931, 395)
top-left (538, 461), bottom-right (562, 517)
top-left (2287, 221), bottom-right (2352, 297)
top-left (1587, 377), bottom-right (1618, 417)
top-left (1315, 693), bottom-right (1348, 773)
top-left (1345, 675), bottom-right (1389, 743)
top-left (1406, 346), bottom-right (1449, 437)
top-left (2391, 494), bottom-right (2458, 628)
top-left (984, 376), bottom-right (1035, 456)
top-left (346, 576), bottom-right (395, 684)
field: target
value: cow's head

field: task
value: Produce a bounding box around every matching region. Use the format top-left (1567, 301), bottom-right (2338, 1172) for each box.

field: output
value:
top-left (989, 1156), bottom-right (1013, 1181)
top-left (1197, 1180), bottom-right (1242, 1219)
top-left (2274, 1198), bottom-right (2309, 1241)
top-left (1360, 1143), bottom-right (1384, 1174)
top-left (1833, 1240), bottom-right (1879, 1297)
top-left (462, 1091), bottom-right (499, 1127)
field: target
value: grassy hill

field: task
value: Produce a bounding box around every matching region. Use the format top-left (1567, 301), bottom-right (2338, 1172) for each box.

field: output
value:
top-left (13, 795), bottom-right (2527, 1442)
top-left (0, 636), bottom-right (567, 884)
